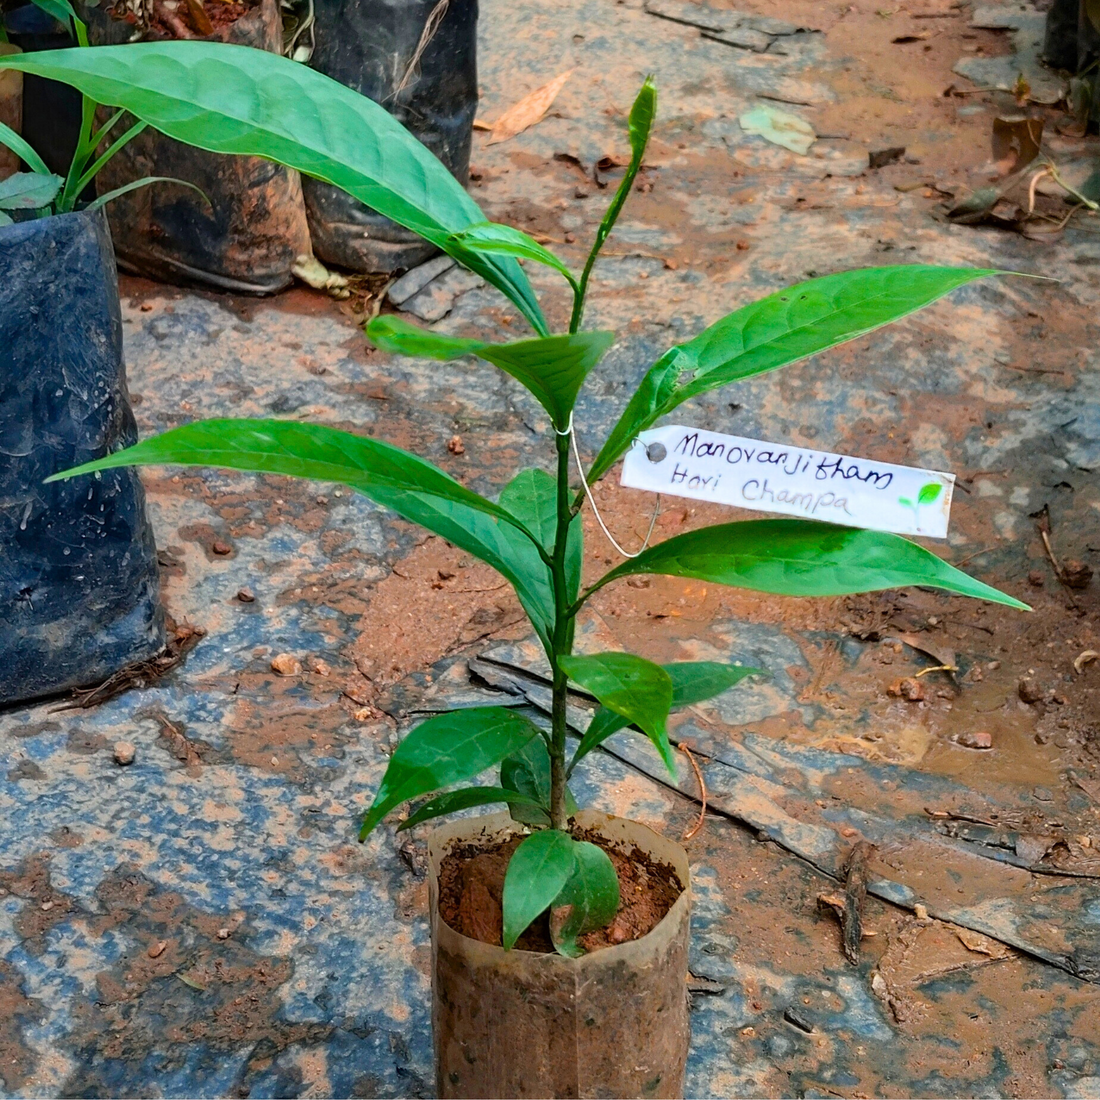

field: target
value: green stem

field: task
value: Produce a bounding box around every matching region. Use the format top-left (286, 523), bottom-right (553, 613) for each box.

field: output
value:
top-left (547, 427), bottom-right (575, 831)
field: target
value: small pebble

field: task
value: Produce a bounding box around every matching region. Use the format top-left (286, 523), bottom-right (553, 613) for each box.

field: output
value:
top-left (309, 658), bottom-right (332, 677)
top-left (1032, 786), bottom-right (1054, 802)
top-left (447, 435), bottom-right (465, 455)
top-left (216, 928), bottom-right (231, 940)
top-left (40, 900), bottom-right (54, 912)
top-left (1018, 677), bottom-right (1044, 704)
top-left (113, 741), bottom-right (136, 766)
top-left (212, 540), bottom-right (233, 556)
top-left (236, 588), bottom-right (255, 603)
top-left (888, 677), bottom-right (927, 702)
top-left (955, 730), bottom-right (993, 750)
top-left (148, 940), bottom-right (168, 958)
top-left (271, 654), bottom-right (302, 677)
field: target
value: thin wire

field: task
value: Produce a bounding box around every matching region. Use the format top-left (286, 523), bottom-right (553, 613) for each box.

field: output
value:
top-left (566, 414), bottom-right (659, 559)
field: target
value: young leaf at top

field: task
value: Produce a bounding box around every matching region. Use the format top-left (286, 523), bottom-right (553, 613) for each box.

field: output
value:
top-left (0, 171), bottom-right (64, 211)
top-left (366, 317), bottom-right (614, 433)
top-left (502, 828), bottom-right (576, 949)
top-left (0, 43), bottom-right (548, 336)
top-left (550, 841), bottom-right (620, 958)
top-left (558, 652), bottom-right (676, 775)
top-left (48, 419), bottom-right (558, 651)
top-left (447, 222), bottom-right (579, 293)
top-left (359, 707), bottom-right (541, 839)
top-left (499, 735), bottom-right (579, 825)
top-left (569, 660), bottom-right (762, 773)
top-left (571, 77), bottom-right (656, 332)
top-left (587, 519), bottom-right (1030, 610)
top-left (587, 266), bottom-right (1001, 482)
top-left (397, 786), bottom-right (545, 831)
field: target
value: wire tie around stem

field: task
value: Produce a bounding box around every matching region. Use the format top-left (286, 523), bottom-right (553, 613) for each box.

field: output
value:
top-left (563, 413), bottom-right (659, 559)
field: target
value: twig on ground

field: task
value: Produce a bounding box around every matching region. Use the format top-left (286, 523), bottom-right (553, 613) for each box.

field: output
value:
top-left (679, 742), bottom-right (707, 841)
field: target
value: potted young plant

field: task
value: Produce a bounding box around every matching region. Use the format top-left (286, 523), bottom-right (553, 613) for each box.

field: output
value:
top-left (0, 1), bottom-right (180, 705)
top-left (3, 45), bottom-right (1030, 1096)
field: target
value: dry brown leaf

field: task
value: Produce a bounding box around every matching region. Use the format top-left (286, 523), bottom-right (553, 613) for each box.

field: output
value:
top-left (487, 69), bottom-right (575, 146)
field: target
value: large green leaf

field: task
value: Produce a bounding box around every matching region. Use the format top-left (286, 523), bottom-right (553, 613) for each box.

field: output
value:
top-left (499, 736), bottom-right (579, 826)
top-left (569, 660), bottom-right (762, 772)
top-left (502, 829), bottom-right (575, 949)
top-left (0, 171), bottom-right (63, 210)
top-left (397, 786), bottom-right (545, 831)
top-left (448, 222), bottom-right (579, 292)
top-left (366, 318), bottom-right (613, 432)
top-left (558, 652), bottom-right (676, 774)
top-left (499, 468), bottom-right (583, 602)
top-left (587, 266), bottom-right (999, 481)
top-left (571, 77), bottom-right (656, 331)
top-left (359, 708), bottom-right (541, 839)
top-left (0, 43), bottom-right (547, 335)
top-left (550, 841), bottom-right (620, 958)
top-left (589, 519), bottom-right (1030, 609)
top-left (48, 419), bottom-right (557, 650)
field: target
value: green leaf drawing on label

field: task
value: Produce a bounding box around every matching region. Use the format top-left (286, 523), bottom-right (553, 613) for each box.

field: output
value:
top-left (918, 482), bottom-right (944, 506)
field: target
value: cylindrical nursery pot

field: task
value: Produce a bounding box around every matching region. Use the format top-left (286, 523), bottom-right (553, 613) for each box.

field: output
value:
top-left (0, 208), bottom-right (165, 705)
top-left (304, 0), bottom-right (478, 273)
top-left (84, 0), bottom-right (312, 295)
top-left (428, 810), bottom-right (691, 1100)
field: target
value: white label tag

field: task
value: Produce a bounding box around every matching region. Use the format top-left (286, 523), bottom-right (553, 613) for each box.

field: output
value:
top-left (620, 425), bottom-right (955, 539)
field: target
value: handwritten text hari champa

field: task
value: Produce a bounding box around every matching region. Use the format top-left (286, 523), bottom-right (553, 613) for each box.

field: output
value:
top-left (620, 425), bottom-right (955, 539)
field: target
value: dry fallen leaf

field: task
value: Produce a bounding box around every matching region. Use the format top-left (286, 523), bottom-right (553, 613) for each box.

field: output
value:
top-left (1074, 649), bottom-right (1099, 675)
top-left (487, 69), bottom-right (575, 145)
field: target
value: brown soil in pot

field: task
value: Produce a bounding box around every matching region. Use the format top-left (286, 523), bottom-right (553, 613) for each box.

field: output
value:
top-left (108, 0), bottom-right (261, 39)
top-left (437, 827), bottom-right (683, 953)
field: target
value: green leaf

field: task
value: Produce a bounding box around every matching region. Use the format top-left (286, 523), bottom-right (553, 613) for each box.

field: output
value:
top-left (359, 708), bottom-right (541, 839)
top-left (86, 175), bottom-right (208, 212)
top-left (898, 497), bottom-right (913, 508)
top-left (47, 419), bottom-right (557, 650)
top-left (0, 120), bottom-right (50, 177)
top-left (29, 0), bottom-right (79, 30)
top-left (365, 315), bottom-right (485, 361)
top-left (571, 77), bottom-right (656, 331)
top-left (590, 519), bottom-right (1030, 610)
top-left (480, 332), bottom-right (615, 431)
top-left (918, 481), bottom-right (944, 506)
top-left (502, 829), bottom-right (575, 949)
top-left (499, 468), bottom-right (583, 602)
top-left (550, 841), bottom-right (620, 957)
top-left (447, 222), bottom-right (579, 292)
top-left (499, 736), bottom-right (578, 826)
top-left (397, 786), bottom-right (545, 831)
top-left (0, 43), bottom-right (548, 336)
top-left (569, 660), bottom-right (762, 773)
top-left (587, 266), bottom-right (1000, 482)
top-left (559, 652), bottom-right (676, 774)
top-left (0, 171), bottom-right (63, 210)
top-left (366, 318), bottom-right (613, 432)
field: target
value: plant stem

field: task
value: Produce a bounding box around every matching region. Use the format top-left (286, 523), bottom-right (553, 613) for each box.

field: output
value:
top-left (548, 426), bottom-right (574, 831)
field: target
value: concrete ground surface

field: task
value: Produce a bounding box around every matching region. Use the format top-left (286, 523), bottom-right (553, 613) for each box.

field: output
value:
top-left (2, 0), bottom-right (1100, 1095)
